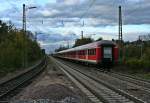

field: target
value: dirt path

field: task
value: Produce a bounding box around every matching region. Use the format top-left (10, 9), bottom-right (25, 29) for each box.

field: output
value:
top-left (11, 58), bottom-right (88, 103)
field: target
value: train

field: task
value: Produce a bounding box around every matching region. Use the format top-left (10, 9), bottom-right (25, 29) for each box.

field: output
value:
top-left (54, 40), bottom-right (119, 71)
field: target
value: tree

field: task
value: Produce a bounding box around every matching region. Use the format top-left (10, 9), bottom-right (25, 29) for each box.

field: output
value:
top-left (0, 20), bottom-right (43, 71)
top-left (0, 20), bottom-right (9, 43)
top-left (55, 46), bottom-right (68, 52)
top-left (73, 37), bottom-right (93, 47)
top-left (96, 37), bottom-right (103, 41)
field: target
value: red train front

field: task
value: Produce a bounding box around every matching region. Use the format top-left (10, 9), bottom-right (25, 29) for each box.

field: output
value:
top-left (54, 40), bottom-right (118, 70)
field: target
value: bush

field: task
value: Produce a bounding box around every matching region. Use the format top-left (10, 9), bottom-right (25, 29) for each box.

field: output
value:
top-left (126, 59), bottom-right (141, 71)
top-left (126, 58), bottom-right (150, 72)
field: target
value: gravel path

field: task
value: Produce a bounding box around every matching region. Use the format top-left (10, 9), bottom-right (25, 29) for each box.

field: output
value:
top-left (11, 59), bottom-right (88, 102)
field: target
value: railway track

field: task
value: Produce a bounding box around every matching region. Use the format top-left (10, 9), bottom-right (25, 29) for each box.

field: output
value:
top-left (0, 57), bottom-right (47, 102)
top-left (51, 57), bottom-right (145, 103)
top-left (110, 71), bottom-right (150, 89)
top-left (56, 57), bottom-right (150, 102)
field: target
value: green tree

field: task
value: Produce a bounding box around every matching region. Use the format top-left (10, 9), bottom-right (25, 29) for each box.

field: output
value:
top-left (55, 46), bottom-right (68, 52)
top-left (0, 20), bottom-right (43, 76)
top-left (73, 37), bottom-right (93, 47)
top-left (96, 37), bottom-right (103, 41)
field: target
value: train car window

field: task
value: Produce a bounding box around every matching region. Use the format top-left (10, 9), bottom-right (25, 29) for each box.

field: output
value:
top-left (88, 49), bottom-right (90, 55)
top-left (83, 50), bottom-right (85, 55)
top-left (94, 49), bottom-right (96, 55)
top-left (86, 50), bottom-right (87, 55)
top-left (103, 47), bottom-right (112, 59)
top-left (92, 49), bottom-right (94, 55)
top-left (91, 49), bottom-right (93, 55)
top-left (93, 49), bottom-right (94, 55)
top-left (88, 49), bottom-right (91, 55)
top-left (90, 50), bottom-right (91, 55)
top-left (78, 51), bottom-right (80, 55)
top-left (79, 50), bottom-right (82, 55)
top-left (82, 51), bottom-right (84, 55)
top-left (88, 49), bottom-right (96, 55)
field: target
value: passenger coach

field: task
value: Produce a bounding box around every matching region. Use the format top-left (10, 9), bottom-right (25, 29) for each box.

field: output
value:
top-left (54, 40), bottom-right (118, 69)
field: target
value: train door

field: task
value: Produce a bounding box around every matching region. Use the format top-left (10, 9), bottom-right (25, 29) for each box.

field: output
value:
top-left (103, 47), bottom-right (112, 60)
top-left (102, 46), bottom-right (113, 69)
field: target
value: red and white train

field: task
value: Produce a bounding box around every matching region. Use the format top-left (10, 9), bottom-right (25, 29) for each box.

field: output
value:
top-left (54, 40), bottom-right (119, 69)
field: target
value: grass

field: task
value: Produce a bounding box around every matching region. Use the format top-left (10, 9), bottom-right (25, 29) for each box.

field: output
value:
top-left (113, 65), bottom-right (150, 81)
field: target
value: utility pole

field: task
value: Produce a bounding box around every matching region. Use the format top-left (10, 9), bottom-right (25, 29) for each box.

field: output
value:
top-left (35, 32), bottom-right (37, 41)
top-left (118, 6), bottom-right (123, 45)
top-left (81, 31), bottom-right (83, 39)
top-left (22, 4), bottom-right (26, 67)
top-left (67, 41), bottom-right (69, 48)
top-left (118, 5), bottom-right (124, 62)
top-left (22, 4), bottom-right (37, 67)
top-left (22, 4), bottom-right (28, 68)
top-left (23, 4), bottom-right (26, 33)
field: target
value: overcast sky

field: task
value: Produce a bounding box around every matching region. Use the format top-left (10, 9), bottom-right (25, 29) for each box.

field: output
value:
top-left (0, 0), bottom-right (150, 53)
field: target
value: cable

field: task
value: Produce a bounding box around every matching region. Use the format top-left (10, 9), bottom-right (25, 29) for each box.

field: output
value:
top-left (80, 0), bottom-right (96, 20)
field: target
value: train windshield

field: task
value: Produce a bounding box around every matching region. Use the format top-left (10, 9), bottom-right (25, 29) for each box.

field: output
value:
top-left (103, 47), bottom-right (112, 59)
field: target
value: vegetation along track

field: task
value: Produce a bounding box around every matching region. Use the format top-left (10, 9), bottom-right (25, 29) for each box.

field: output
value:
top-left (0, 57), bottom-right (47, 102)
top-left (51, 57), bottom-right (145, 103)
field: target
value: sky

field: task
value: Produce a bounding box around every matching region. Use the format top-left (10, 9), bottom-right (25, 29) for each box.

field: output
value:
top-left (0, 0), bottom-right (150, 53)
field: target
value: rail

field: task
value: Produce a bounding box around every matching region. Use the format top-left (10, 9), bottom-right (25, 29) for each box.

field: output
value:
top-left (0, 56), bottom-right (47, 101)
top-left (52, 57), bottom-right (145, 103)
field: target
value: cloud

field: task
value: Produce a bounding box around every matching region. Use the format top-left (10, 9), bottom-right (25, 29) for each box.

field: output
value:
top-left (37, 32), bottom-right (78, 42)
top-left (36, 32), bottom-right (79, 53)
top-left (2, 0), bottom-right (150, 27)
top-left (56, 0), bottom-right (83, 5)
top-left (1, 0), bottom-right (150, 53)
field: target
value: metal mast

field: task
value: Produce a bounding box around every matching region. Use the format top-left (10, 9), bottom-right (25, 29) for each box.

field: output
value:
top-left (119, 6), bottom-right (122, 45)
top-left (81, 31), bottom-right (83, 39)
top-left (22, 4), bottom-right (27, 67)
top-left (23, 4), bottom-right (26, 33)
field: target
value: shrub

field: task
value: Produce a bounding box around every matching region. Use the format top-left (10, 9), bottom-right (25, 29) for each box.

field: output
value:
top-left (126, 58), bottom-right (150, 72)
top-left (126, 59), bottom-right (138, 71)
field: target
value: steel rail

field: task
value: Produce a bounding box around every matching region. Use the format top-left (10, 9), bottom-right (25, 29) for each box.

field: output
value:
top-left (0, 57), bottom-right (47, 101)
top-left (111, 71), bottom-right (150, 87)
top-left (50, 57), bottom-right (102, 103)
top-left (52, 57), bottom-right (145, 103)
top-left (56, 58), bottom-right (150, 103)
top-left (113, 71), bottom-right (150, 82)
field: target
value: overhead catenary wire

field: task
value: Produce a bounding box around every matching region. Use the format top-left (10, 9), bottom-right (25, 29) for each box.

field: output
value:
top-left (3, 0), bottom-right (143, 29)
top-left (80, 0), bottom-right (96, 20)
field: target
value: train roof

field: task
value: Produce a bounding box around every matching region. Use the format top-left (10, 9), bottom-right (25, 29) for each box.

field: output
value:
top-left (56, 40), bottom-right (116, 54)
